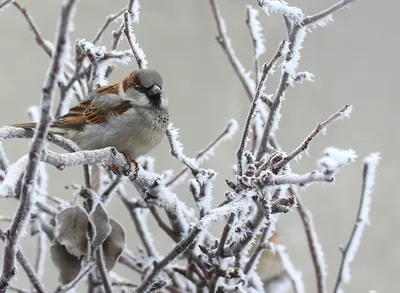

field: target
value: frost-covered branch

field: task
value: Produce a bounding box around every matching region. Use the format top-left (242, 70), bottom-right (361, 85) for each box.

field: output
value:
top-left (292, 189), bottom-right (327, 293)
top-left (93, 8), bottom-right (125, 44)
top-left (167, 119), bottom-right (238, 187)
top-left (302, 0), bottom-right (357, 26)
top-left (123, 10), bottom-right (147, 69)
top-left (273, 104), bottom-right (353, 171)
top-left (0, 230), bottom-right (47, 293)
top-left (333, 153), bottom-right (380, 293)
top-left (276, 245), bottom-right (305, 293)
top-left (0, 1), bottom-right (77, 291)
top-left (209, 0), bottom-right (255, 101)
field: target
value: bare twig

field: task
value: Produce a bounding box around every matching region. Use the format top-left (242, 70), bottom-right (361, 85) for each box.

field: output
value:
top-left (121, 198), bottom-right (159, 258)
top-left (12, 2), bottom-right (52, 56)
top-left (236, 63), bottom-right (268, 175)
top-left (333, 153), bottom-right (380, 293)
top-left (55, 263), bottom-right (95, 293)
top-left (276, 245), bottom-right (305, 293)
top-left (0, 1), bottom-right (77, 291)
top-left (237, 41), bottom-right (286, 175)
top-left (0, 0), bottom-right (12, 10)
top-left (209, 0), bottom-right (255, 101)
top-left (0, 230), bottom-right (47, 293)
top-left (96, 247), bottom-right (114, 293)
top-left (136, 227), bottom-right (201, 293)
top-left (100, 175), bottom-right (122, 202)
top-left (111, 0), bottom-right (138, 50)
top-left (273, 104), bottom-right (352, 171)
top-left (255, 26), bottom-right (299, 161)
top-left (302, 0), bottom-right (357, 26)
top-left (33, 228), bottom-right (46, 285)
top-left (290, 188), bottom-right (327, 293)
top-left (93, 8), bottom-right (125, 44)
top-left (167, 120), bottom-right (237, 187)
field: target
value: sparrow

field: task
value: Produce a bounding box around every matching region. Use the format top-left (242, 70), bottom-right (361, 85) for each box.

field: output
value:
top-left (12, 69), bottom-right (169, 177)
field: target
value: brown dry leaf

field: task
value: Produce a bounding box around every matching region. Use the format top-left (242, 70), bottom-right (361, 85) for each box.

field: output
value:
top-left (50, 239), bottom-right (82, 285)
top-left (90, 202), bottom-right (112, 251)
top-left (55, 206), bottom-right (92, 258)
top-left (102, 218), bottom-right (126, 271)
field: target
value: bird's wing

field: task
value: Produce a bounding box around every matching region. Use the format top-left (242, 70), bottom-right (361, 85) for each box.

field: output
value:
top-left (54, 82), bottom-right (132, 129)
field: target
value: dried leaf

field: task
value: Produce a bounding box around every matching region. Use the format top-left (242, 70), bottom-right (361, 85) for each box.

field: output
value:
top-left (102, 218), bottom-right (126, 271)
top-left (90, 203), bottom-right (112, 251)
top-left (55, 206), bottom-right (92, 258)
top-left (50, 240), bottom-right (82, 285)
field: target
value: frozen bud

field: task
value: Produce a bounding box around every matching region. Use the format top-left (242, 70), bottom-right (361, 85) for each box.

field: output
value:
top-left (225, 179), bottom-right (236, 190)
top-left (259, 171), bottom-right (273, 185)
top-left (189, 179), bottom-right (200, 198)
top-left (243, 151), bottom-right (255, 164)
top-left (245, 164), bottom-right (256, 177)
top-left (225, 191), bottom-right (235, 200)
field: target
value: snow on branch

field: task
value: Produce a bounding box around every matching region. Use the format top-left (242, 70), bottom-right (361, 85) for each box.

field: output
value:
top-left (258, 0), bottom-right (304, 25)
top-left (123, 10), bottom-right (147, 69)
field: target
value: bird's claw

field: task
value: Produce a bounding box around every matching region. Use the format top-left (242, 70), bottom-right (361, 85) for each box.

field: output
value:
top-left (111, 153), bottom-right (139, 179)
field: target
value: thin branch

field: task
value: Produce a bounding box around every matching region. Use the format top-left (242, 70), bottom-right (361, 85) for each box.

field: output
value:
top-left (290, 188), bottom-right (327, 293)
top-left (273, 104), bottom-right (352, 171)
top-left (136, 227), bottom-right (201, 293)
top-left (121, 198), bottom-right (159, 258)
top-left (256, 25), bottom-right (300, 161)
top-left (276, 245), bottom-right (305, 293)
top-left (0, 230), bottom-right (47, 293)
top-left (333, 153), bottom-right (380, 293)
top-left (244, 224), bottom-right (270, 274)
top-left (209, 0), bottom-right (255, 101)
top-left (111, 0), bottom-right (138, 50)
top-left (302, 0), bottom-right (357, 26)
top-left (96, 247), bottom-right (114, 293)
top-left (236, 63), bottom-right (268, 175)
top-left (55, 263), bottom-right (96, 293)
top-left (12, 2), bottom-right (52, 56)
top-left (100, 175), bottom-right (122, 202)
top-left (33, 228), bottom-right (46, 286)
top-left (237, 41), bottom-right (286, 175)
top-left (216, 213), bottom-right (235, 257)
top-left (0, 1), bottom-right (77, 291)
top-left (0, 0), bottom-right (12, 10)
top-left (259, 170), bottom-right (334, 187)
top-left (123, 11), bottom-right (147, 69)
top-left (167, 120), bottom-right (237, 187)
top-left (93, 8), bottom-right (125, 44)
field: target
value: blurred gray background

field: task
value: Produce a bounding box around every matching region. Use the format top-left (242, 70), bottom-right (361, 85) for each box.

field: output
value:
top-left (0, 0), bottom-right (397, 292)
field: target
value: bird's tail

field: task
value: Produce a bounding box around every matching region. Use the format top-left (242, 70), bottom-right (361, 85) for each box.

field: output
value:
top-left (11, 123), bottom-right (75, 137)
top-left (10, 123), bottom-right (37, 129)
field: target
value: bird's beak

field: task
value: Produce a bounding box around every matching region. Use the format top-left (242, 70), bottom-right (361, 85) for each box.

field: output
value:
top-left (147, 85), bottom-right (163, 98)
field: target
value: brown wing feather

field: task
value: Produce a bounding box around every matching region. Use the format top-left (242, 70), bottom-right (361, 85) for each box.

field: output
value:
top-left (55, 82), bottom-right (132, 129)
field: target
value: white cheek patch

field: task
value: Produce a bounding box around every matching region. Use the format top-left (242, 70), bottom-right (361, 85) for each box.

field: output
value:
top-left (125, 88), bottom-right (151, 107)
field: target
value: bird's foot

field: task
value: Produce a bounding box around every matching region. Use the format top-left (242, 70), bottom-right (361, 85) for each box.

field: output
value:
top-left (111, 152), bottom-right (139, 179)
